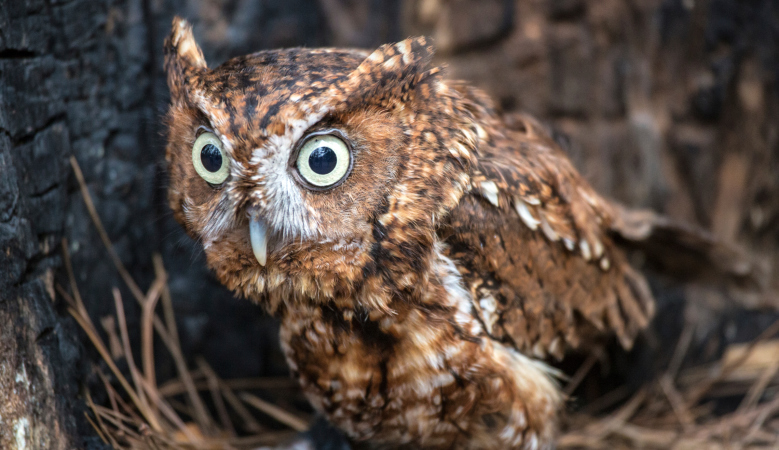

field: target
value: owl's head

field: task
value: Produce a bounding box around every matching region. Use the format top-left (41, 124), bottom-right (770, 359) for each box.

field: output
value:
top-left (164, 18), bottom-right (475, 312)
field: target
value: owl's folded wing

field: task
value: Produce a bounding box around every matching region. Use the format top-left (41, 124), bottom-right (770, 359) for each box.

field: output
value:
top-left (437, 115), bottom-right (654, 357)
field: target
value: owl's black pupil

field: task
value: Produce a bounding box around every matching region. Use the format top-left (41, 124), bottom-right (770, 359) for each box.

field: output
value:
top-left (200, 144), bottom-right (222, 172)
top-left (309, 146), bottom-right (337, 175)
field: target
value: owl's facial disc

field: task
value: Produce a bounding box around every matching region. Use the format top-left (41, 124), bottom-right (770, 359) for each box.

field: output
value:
top-left (245, 130), bottom-right (355, 268)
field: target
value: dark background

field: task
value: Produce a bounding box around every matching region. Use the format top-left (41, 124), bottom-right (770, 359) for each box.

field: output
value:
top-left (1, 0), bottom-right (778, 448)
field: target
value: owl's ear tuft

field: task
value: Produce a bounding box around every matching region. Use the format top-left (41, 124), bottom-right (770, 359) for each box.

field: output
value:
top-left (164, 17), bottom-right (207, 102)
top-left (165, 17), bottom-right (207, 69)
top-left (360, 37), bottom-right (434, 73)
top-left (346, 37), bottom-right (440, 106)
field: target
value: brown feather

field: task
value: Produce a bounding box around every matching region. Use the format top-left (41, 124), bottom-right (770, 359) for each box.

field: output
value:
top-left (163, 18), bottom-right (760, 449)
top-left (439, 86), bottom-right (654, 355)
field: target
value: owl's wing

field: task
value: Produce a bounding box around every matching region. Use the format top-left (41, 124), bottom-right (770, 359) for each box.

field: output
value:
top-left (438, 110), bottom-right (654, 358)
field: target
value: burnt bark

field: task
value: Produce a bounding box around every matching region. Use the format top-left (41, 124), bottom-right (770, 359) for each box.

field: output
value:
top-left (0, 0), bottom-right (777, 448)
top-left (0, 0), bottom-right (331, 447)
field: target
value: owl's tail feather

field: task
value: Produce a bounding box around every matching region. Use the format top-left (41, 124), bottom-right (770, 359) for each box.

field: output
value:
top-left (609, 206), bottom-right (770, 305)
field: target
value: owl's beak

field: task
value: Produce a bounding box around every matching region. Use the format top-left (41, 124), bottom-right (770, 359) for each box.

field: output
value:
top-left (249, 211), bottom-right (268, 266)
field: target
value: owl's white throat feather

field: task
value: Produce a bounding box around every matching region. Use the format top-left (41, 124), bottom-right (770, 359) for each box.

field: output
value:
top-left (250, 212), bottom-right (269, 266)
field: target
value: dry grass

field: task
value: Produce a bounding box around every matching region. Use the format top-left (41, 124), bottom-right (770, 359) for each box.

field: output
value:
top-left (65, 157), bottom-right (779, 449)
top-left (559, 324), bottom-right (779, 449)
top-left (62, 157), bottom-right (305, 449)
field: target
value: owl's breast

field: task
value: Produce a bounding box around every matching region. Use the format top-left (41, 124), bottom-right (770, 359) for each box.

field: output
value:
top-left (278, 296), bottom-right (560, 449)
top-left (279, 303), bottom-right (457, 445)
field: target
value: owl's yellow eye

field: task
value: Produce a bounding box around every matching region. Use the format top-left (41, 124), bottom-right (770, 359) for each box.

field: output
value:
top-left (295, 133), bottom-right (352, 189)
top-left (192, 132), bottom-right (229, 185)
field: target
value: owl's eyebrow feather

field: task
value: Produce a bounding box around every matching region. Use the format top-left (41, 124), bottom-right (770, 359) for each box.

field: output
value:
top-left (194, 124), bottom-right (215, 138)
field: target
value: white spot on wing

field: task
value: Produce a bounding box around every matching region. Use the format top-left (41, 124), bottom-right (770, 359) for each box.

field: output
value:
top-left (523, 196), bottom-right (541, 206)
top-left (479, 180), bottom-right (500, 207)
top-left (539, 213), bottom-right (559, 242)
top-left (592, 239), bottom-right (604, 258)
top-left (515, 198), bottom-right (540, 230)
top-left (477, 295), bottom-right (499, 334)
top-left (579, 239), bottom-right (592, 261)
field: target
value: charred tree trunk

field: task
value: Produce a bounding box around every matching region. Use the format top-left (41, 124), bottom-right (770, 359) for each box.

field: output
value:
top-left (0, 0), bottom-right (777, 448)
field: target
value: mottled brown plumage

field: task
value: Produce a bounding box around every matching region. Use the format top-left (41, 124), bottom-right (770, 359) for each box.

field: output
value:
top-left (162, 17), bottom-right (746, 449)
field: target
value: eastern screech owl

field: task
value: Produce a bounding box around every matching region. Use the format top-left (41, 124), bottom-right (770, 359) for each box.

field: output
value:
top-left (164, 18), bottom-right (657, 449)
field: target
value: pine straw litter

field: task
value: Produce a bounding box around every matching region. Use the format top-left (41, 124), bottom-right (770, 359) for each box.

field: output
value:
top-left (63, 156), bottom-right (779, 449)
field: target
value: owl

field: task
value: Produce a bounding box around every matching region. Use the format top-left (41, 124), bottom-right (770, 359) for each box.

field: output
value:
top-left (162, 17), bottom-right (742, 449)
